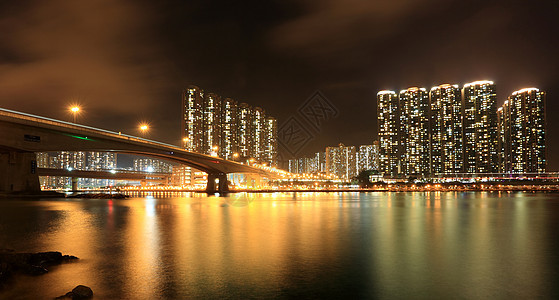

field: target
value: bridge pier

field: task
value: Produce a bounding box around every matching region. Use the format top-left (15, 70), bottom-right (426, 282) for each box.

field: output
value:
top-left (71, 177), bottom-right (79, 192)
top-left (0, 151), bottom-right (40, 194)
top-left (206, 173), bottom-right (229, 195)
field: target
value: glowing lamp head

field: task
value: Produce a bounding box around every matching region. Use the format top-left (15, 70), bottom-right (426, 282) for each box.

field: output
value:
top-left (70, 106), bottom-right (80, 113)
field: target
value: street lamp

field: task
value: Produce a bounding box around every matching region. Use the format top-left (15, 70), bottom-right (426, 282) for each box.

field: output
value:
top-left (182, 137), bottom-right (189, 149)
top-left (139, 123), bottom-right (149, 136)
top-left (211, 145), bottom-right (219, 157)
top-left (69, 106), bottom-right (80, 123)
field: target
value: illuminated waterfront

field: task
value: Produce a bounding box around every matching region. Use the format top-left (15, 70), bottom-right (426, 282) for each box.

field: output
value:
top-left (1, 192), bottom-right (559, 299)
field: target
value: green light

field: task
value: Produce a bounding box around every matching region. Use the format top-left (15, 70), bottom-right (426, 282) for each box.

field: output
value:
top-left (69, 135), bottom-right (92, 141)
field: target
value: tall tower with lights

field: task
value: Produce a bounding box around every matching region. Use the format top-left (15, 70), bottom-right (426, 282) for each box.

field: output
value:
top-left (399, 87), bottom-right (430, 177)
top-left (499, 88), bottom-right (546, 173)
top-left (377, 90), bottom-right (400, 177)
top-left (462, 80), bottom-right (498, 173)
top-left (430, 84), bottom-right (463, 175)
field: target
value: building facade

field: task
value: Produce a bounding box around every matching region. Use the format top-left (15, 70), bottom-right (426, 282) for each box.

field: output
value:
top-left (463, 80), bottom-right (498, 173)
top-left (498, 88), bottom-right (546, 173)
top-left (326, 143), bottom-right (357, 180)
top-left (377, 91), bottom-right (400, 177)
top-left (181, 86), bottom-right (278, 166)
top-left (430, 84), bottom-right (463, 175)
top-left (399, 87), bottom-right (430, 177)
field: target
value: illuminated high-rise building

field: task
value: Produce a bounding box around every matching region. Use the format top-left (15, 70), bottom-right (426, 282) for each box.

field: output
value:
top-left (253, 107), bottom-right (265, 161)
top-left (219, 98), bottom-right (238, 160)
top-left (133, 158), bottom-right (173, 173)
top-left (357, 143), bottom-right (379, 172)
top-left (463, 80), bottom-right (498, 173)
top-left (182, 86), bottom-right (204, 152)
top-left (399, 87), bottom-right (430, 177)
top-left (263, 117), bottom-right (278, 167)
top-left (326, 143), bottom-right (357, 181)
top-left (377, 90), bottom-right (400, 177)
top-left (181, 86), bottom-right (278, 166)
top-left (202, 92), bottom-right (221, 155)
top-left (237, 103), bottom-right (253, 159)
top-left (499, 88), bottom-right (546, 173)
top-left (430, 84), bottom-right (463, 174)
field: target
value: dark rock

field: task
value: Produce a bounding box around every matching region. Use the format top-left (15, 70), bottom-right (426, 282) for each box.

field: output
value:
top-left (71, 285), bottom-right (93, 299)
top-left (23, 264), bottom-right (48, 275)
top-left (0, 250), bottom-right (78, 290)
top-left (29, 251), bottom-right (63, 266)
top-left (62, 255), bottom-right (79, 261)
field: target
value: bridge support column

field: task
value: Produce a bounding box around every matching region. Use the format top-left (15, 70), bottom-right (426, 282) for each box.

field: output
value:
top-left (206, 173), bottom-right (229, 194)
top-left (0, 151), bottom-right (40, 194)
top-left (71, 177), bottom-right (78, 192)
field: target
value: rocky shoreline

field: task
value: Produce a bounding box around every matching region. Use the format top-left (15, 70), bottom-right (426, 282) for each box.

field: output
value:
top-left (0, 250), bottom-right (78, 289)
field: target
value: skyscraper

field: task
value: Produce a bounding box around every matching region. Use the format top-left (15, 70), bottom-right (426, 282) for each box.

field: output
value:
top-left (237, 103), bottom-right (253, 159)
top-left (463, 80), bottom-right (498, 173)
top-left (219, 97), bottom-right (238, 160)
top-left (203, 92), bottom-right (221, 155)
top-left (377, 90), bottom-right (400, 177)
top-left (181, 86), bottom-right (278, 166)
top-left (399, 87), bottom-right (430, 177)
top-left (182, 86), bottom-right (204, 153)
top-left (264, 117), bottom-right (278, 167)
top-left (430, 84), bottom-right (463, 175)
top-left (326, 143), bottom-right (357, 180)
top-left (499, 88), bottom-right (546, 173)
top-left (357, 143), bottom-right (379, 172)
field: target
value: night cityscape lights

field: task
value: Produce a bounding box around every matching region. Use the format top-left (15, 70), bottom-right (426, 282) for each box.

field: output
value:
top-left (182, 85), bottom-right (278, 166)
top-left (376, 80), bottom-right (547, 179)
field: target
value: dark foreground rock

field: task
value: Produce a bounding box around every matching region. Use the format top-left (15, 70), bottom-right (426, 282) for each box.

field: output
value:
top-left (66, 193), bottom-right (129, 199)
top-left (0, 250), bottom-right (78, 289)
top-left (55, 285), bottom-right (93, 299)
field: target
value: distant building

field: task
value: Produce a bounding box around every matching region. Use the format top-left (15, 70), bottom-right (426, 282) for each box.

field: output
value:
top-left (326, 143), bottom-right (357, 180)
top-left (37, 151), bottom-right (116, 188)
top-left (430, 84), bottom-right (463, 175)
top-left (219, 98), bottom-right (238, 160)
top-left (498, 88), bottom-right (546, 173)
top-left (377, 90), bottom-right (400, 177)
top-left (182, 86), bottom-right (204, 153)
top-left (133, 158), bottom-right (172, 173)
top-left (357, 143), bottom-right (379, 172)
top-left (399, 87), bottom-right (430, 177)
top-left (181, 85), bottom-right (278, 166)
top-left (463, 80), bottom-right (498, 173)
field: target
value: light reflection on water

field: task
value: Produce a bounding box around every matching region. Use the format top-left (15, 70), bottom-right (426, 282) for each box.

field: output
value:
top-left (0, 192), bottom-right (558, 299)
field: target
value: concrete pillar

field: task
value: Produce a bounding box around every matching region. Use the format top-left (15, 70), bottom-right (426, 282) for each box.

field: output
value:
top-left (206, 173), bottom-right (217, 194)
top-left (0, 151), bottom-right (41, 194)
top-left (206, 173), bottom-right (229, 194)
top-left (71, 177), bottom-right (78, 192)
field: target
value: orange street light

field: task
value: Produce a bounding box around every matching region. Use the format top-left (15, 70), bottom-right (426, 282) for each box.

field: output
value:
top-left (69, 106), bottom-right (80, 123)
top-left (139, 123), bottom-right (149, 136)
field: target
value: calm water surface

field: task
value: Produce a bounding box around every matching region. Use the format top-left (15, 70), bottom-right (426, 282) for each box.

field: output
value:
top-left (1, 192), bottom-right (559, 299)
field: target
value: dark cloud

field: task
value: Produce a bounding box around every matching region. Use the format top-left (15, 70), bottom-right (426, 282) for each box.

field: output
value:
top-left (0, 0), bottom-right (174, 117)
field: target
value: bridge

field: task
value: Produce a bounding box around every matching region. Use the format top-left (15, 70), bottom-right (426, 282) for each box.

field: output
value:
top-left (0, 108), bottom-right (274, 194)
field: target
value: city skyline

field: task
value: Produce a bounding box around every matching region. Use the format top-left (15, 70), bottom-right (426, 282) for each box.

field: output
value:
top-left (377, 81), bottom-right (546, 178)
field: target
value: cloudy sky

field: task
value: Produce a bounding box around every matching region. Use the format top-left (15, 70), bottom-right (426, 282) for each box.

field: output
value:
top-left (1, 0), bottom-right (558, 168)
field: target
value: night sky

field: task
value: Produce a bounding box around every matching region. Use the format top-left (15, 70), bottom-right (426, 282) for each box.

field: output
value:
top-left (1, 0), bottom-right (558, 169)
